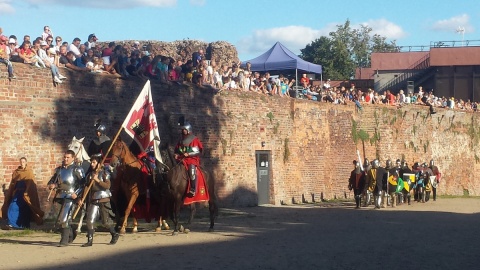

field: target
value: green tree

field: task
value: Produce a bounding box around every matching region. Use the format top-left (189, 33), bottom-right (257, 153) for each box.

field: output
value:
top-left (300, 19), bottom-right (400, 80)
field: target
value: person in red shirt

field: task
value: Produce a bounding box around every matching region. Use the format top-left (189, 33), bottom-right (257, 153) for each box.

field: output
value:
top-left (174, 121), bottom-right (203, 197)
top-left (300, 73), bottom-right (310, 86)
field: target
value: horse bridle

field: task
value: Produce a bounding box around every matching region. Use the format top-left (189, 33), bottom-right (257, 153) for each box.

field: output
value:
top-left (112, 141), bottom-right (141, 167)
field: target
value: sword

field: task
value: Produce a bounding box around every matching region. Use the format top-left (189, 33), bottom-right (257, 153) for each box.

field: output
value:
top-left (47, 188), bottom-right (56, 202)
top-left (356, 150), bottom-right (364, 171)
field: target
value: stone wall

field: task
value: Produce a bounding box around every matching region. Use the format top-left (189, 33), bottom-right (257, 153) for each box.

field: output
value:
top-left (1, 63), bottom-right (480, 213)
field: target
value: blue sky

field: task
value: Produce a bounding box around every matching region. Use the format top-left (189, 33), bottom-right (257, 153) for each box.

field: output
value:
top-left (0, 0), bottom-right (478, 61)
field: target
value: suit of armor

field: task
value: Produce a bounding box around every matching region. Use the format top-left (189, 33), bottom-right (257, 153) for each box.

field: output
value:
top-left (175, 122), bottom-right (203, 197)
top-left (48, 161), bottom-right (85, 246)
top-left (366, 160), bottom-right (387, 209)
top-left (348, 161), bottom-right (366, 208)
top-left (82, 167), bottom-right (118, 246)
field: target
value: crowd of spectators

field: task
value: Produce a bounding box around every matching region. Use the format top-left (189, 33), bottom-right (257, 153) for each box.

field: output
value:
top-left (1, 26), bottom-right (479, 112)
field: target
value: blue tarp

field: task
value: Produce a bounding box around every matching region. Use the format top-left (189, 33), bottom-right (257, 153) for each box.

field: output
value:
top-left (242, 42), bottom-right (322, 74)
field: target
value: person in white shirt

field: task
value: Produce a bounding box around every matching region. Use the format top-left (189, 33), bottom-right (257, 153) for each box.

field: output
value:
top-left (38, 40), bottom-right (67, 83)
top-left (67, 37), bottom-right (82, 59)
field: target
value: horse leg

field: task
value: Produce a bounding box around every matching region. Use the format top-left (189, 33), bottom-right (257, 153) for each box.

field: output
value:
top-left (187, 203), bottom-right (196, 225)
top-left (132, 217), bottom-right (138, 233)
top-left (120, 191), bottom-right (139, 234)
top-left (76, 204), bottom-right (86, 234)
top-left (208, 200), bottom-right (217, 232)
top-left (172, 199), bottom-right (182, 236)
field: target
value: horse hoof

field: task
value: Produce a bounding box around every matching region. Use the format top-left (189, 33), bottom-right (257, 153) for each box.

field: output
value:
top-left (184, 229), bottom-right (190, 234)
top-left (155, 227), bottom-right (162, 233)
top-left (179, 225), bottom-right (184, 232)
top-left (172, 231), bottom-right (179, 236)
top-left (119, 228), bottom-right (126, 235)
top-left (132, 227), bottom-right (138, 234)
top-left (208, 228), bottom-right (215, 232)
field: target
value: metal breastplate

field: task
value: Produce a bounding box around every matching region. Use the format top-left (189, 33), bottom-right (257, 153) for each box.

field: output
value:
top-left (92, 190), bottom-right (112, 200)
top-left (58, 166), bottom-right (76, 193)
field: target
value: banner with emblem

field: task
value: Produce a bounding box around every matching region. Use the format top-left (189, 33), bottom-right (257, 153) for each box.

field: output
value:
top-left (121, 80), bottom-right (162, 163)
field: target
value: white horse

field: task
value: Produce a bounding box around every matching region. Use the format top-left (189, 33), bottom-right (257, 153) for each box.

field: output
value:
top-left (68, 136), bottom-right (90, 234)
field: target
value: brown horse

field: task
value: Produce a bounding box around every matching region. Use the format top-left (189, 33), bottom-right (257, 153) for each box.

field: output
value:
top-left (166, 160), bottom-right (218, 235)
top-left (110, 139), bottom-right (169, 234)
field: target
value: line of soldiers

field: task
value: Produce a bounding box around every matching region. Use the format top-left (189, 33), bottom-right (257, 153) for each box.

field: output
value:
top-left (348, 158), bottom-right (442, 209)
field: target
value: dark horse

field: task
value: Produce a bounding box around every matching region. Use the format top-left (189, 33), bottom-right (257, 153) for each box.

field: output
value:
top-left (165, 151), bottom-right (218, 235)
top-left (110, 139), bottom-right (169, 234)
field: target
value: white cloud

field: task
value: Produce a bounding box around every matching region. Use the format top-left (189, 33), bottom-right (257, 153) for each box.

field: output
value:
top-left (0, 0), bottom-right (15, 14)
top-left (23, 0), bottom-right (177, 9)
top-left (431, 14), bottom-right (474, 33)
top-left (237, 25), bottom-right (331, 58)
top-left (189, 0), bottom-right (205, 6)
top-left (360, 19), bottom-right (407, 39)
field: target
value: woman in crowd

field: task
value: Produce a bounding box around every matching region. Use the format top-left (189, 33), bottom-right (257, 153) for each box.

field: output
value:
top-left (1, 157), bottom-right (44, 230)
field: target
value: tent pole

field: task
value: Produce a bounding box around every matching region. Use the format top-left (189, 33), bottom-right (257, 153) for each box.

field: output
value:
top-left (295, 69), bottom-right (298, 88)
top-left (321, 72), bottom-right (323, 88)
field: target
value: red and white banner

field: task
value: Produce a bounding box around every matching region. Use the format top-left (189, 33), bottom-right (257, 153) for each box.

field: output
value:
top-left (121, 80), bottom-right (162, 163)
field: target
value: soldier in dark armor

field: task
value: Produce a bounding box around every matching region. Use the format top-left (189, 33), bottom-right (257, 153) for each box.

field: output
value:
top-left (47, 150), bottom-right (85, 247)
top-left (399, 161), bottom-right (413, 205)
top-left (361, 158), bottom-right (372, 207)
top-left (81, 155), bottom-right (119, 247)
top-left (386, 159), bottom-right (401, 208)
top-left (421, 163), bottom-right (434, 202)
top-left (87, 124), bottom-right (111, 160)
top-left (348, 160), bottom-right (366, 209)
top-left (383, 159), bottom-right (393, 207)
top-left (429, 159), bottom-right (441, 201)
top-left (366, 159), bottom-right (387, 209)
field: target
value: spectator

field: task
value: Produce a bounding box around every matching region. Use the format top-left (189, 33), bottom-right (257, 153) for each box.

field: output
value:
top-left (59, 45), bottom-right (87, 71)
top-left (79, 44), bottom-right (87, 57)
top-left (85, 34), bottom-right (98, 50)
top-left (31, 39), bottom-right (46, 68)
top-left (102, 42), bottom-right (115, 71)
top-left (132, 41), bottom-right (141, 56)
top-left (0, 35), bottom-right (16, 79)
top-left (54, 36), bottom-right (62, 53)
top-left (41, 26), bottom-right (53, 41)
top-left (38, 40), bottom-right (66, 83)
top-left (324, 79), bottom-right (331, 89)
top-left (18, 40), bottom-right (40, 67)
top-left (300, 73), bottom-right (310, 86)
top-left (67, 37), bottom-right (82, 58)
top-left (181, 60), bottom-right (193, 82)
top-left (136, 55), bottom-right (151, 81)
top-left (192, 49), bottom-right (204, 68)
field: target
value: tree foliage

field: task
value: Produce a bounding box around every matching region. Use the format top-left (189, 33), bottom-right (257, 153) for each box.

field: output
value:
top-left (300, 19), bottom-right (400, 80)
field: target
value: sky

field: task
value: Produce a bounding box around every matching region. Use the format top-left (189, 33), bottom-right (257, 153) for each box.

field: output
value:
top-left (0, 0), bottom-right (478, 61)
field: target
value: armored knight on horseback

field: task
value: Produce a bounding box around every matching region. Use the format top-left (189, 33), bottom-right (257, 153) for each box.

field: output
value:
top-left (47, 150), bottom-right (85, 247)
top-left (174, 121), bottom-right (203, 197)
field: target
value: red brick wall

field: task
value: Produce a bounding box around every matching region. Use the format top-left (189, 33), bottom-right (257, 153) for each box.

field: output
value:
top-left (1, 63), bottom-right (479, 212)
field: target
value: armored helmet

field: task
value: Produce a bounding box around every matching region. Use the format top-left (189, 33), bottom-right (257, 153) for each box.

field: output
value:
top-left (386, 159), bottom-right (392, 169)
top-left (396, 159), bottom-right (401, 166)
top-left (96, 124), bottom-right (106, 134)
top-left (422, 162), bottom-right (428, 168)
top-left (372, 159), bottom-right (380, 169)
top-left (90, 153), bottom-right (102, 163)
top-left (429, 159), bottom-right (435, 167)
top-left (181, 122), bottom-right (192, 134)
top-left (364, 158), bottom-right (370, 167)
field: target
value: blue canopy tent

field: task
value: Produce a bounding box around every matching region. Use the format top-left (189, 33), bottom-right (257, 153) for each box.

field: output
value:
top-left (241, 42), bottom-right (322, 88)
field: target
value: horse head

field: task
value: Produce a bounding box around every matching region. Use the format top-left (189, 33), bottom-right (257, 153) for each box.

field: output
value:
top-left (68, 136), bottom-right (90, 163)
top-left (110, 139), bottom-right (127, 167)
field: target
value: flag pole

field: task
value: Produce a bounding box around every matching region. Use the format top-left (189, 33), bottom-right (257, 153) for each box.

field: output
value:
top-left (73, 126), bottom-right (124, 219)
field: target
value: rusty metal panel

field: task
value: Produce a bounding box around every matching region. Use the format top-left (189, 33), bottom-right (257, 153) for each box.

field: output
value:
top-left (371, 52), bottom-right (429, 70)
top-left (430, 47), bottom-right (480, 66)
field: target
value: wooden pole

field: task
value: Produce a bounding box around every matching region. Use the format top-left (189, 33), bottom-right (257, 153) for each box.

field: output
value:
top-left (72, 127), bottom-right (124, 219)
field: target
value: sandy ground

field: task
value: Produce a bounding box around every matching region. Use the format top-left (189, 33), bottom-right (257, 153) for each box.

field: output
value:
top-left (1, 197), bottom-right (480, 270)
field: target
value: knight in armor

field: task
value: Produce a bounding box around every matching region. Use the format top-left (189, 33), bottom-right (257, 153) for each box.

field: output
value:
top-left (87, 123), bottom-right (112, 161)
top-left (81, 155), bottom-right (119, 247)
top-left (422, 162), bottom-right (434, 202)
top-left (366, 159), bottom-right (387, 209)
top-left (386, 159), bottom-right (401, 208)
top-left (383, 159), bottom-right (393, 208)
top-left (174, 121), bottom-right (203, 197)
top-left (414, 162), bottom-right (428, 203)
top-left (399, 161), bottom-right (413, 205)
top-left (47, 150), bottom-right (85, 247)
top-left (361, 158), bottom-right (372, 207)
top-left (395, 159), bottom-right (403, 204)
top-left (429, 159), bottom-right (441, 201)
top-left (348, 160), bottom-right (366, 209)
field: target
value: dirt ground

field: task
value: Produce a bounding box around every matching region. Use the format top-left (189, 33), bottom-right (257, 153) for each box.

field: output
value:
top-left (0, 197), bottom-right (480, 270)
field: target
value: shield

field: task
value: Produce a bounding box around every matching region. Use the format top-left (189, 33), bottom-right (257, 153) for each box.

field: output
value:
top-left (396, 178), bottom-right (404, 193)
top-left (388, 175), bottom-right (398, 193)
top-left (430, 176), bottom-right (438, 188)
top-left (403, 173), bottom-right (415, 192)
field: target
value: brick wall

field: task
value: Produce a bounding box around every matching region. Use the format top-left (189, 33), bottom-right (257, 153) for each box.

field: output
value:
top-left (1, 63), bottom-right (480, 211)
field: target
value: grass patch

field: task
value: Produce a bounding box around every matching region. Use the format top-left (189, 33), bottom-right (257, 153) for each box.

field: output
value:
top-left (0, 229), bottom-right (36, 238)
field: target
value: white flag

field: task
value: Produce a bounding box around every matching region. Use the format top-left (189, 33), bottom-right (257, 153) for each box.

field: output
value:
top-left (121, 80), bottom-right (162, 163)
